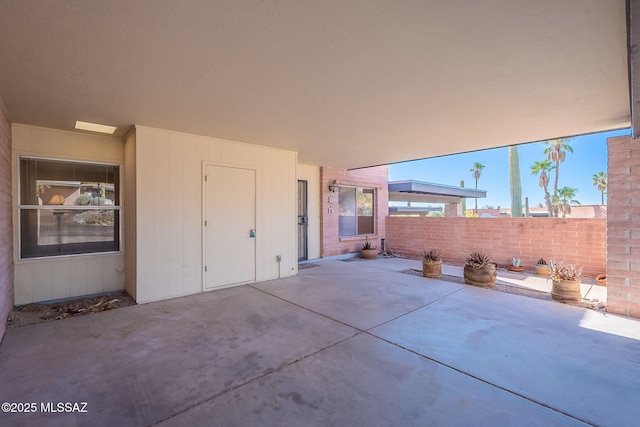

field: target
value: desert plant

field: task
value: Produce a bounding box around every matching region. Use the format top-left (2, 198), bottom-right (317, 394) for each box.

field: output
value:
top-left (362, 237), bottom-right (376, 250)
top-left (423, 250), bottom-right (442, 263)
top-left (549, 260), bottom-right (583, 282)
top-left (534, 258), bottom-right (550, 276)
top-left (422, 250), bottom-right (443, 278)
top-left (464, 251), bottom-right (496, 287)
top-left (465, 252), bottom-right (493, 269)
top-left (511, 257), bottom-right (521, 267)
top-left (509, 146), bottom-right (523, 217)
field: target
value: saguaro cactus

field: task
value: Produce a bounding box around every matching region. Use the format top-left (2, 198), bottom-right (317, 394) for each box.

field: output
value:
top-left (460, 179), bottom-right (466, 215)
top-left (509, 146), bottom-right (523, 217)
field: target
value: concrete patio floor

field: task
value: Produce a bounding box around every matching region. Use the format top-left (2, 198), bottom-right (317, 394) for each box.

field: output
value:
top-left (1, 258), bottom-right (639, 426)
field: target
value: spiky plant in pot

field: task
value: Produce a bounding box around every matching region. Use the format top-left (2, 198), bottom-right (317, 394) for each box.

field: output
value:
top-left (360, 237), bottom-right (377, 259)
top-left (549, 260), bottom-right (583, 282)
top-left (465, 252), bottom-right (492, 269)
top-left (549, 260), bottom-right (583, 302)
top-left (463, 252), bottom-right (497, 287)
top-left (423, 250), bottom-right (442, 263)
top-left (422, 250), bottom-right (443, 279)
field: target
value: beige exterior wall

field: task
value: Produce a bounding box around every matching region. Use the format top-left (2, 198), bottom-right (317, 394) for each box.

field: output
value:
top-left (297, 164), bottom-right (321, 260)
top-left (123, 130), bottom-right (137, 300)
top-left (0, 99), bottom-right (13, 339)
top-left (132, 126), bottom-right (297, 304)
top-left (11, 124), bottom-right (125, 305)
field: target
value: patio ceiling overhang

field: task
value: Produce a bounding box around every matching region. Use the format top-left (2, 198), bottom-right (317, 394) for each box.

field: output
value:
top-left (0, 1), bottom-right (631, 169)
top-left (388, 180), bottom-right (486, 204)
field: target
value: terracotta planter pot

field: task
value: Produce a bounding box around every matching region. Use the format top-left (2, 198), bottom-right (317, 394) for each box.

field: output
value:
top-left (507, 266), bottom-right (525, 273)
top-left (360, 249), bottom-right (378, 259)
top-left (595, 274), bottom-right (607, 287)
top-left (534, 265), bottom-right (550, 276)
top-left (551, 279), bottom-right (581, 302)
top-left (422, 260), bottom-right (443, 278)
top-left (463, 263), bottom-right (497, 288)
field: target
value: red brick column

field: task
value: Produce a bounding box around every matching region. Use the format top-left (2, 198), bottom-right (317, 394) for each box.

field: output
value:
top-left (444, 203), bottom-right (460, 217)
top-left (320, 166), bottom-right (388, 257)
top-left (607, 136), bottom-right (640, 317)
top-left (0, 99), bottom-right (13, 340)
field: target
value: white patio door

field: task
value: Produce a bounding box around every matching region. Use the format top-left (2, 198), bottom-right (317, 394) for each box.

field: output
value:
top-left (204, 165), bottom-right (256, 290)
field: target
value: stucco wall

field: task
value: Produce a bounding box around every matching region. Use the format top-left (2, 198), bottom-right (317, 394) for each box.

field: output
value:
top-left (320, 166), bottom-right (388, 257)
top-left (0, 99), bottom-right (13, 340)
top-left (11, 124), bottom-right (125, 305)
top-left (387, 216), bottom-right (606, 277)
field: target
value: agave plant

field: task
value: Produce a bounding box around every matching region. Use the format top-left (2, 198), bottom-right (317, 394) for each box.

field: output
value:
top-left (549, 260), bottom-right (583, 282)
top-left (465, 252), bottom-right (493, 269)
top-left (423, 250), bottom-right (442, 263)
top-left (361, 237), bottom-right (376, 250)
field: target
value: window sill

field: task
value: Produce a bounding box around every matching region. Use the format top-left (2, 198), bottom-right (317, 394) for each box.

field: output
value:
top-left (17, 250), bottom-right (123, 263)
top-left (339, 235), bottom-right (378, 243)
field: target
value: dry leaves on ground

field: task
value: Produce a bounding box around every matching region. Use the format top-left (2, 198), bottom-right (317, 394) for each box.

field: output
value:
top-left (7, 291), bottom-right (136, 328)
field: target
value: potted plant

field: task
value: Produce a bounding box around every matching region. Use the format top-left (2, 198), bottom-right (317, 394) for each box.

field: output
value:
top-left (463, 252), bottom-right (497, 288)
top-left (360, 237), bottom-right (378, 259)
top-left (549, 260), bottom-right (583, 302)
top-left (507, 257), bottom-right (525, 272)
top-left (422, 250), bottom-right (443, 278)
top-left (535, 258), bottom-right (550, 276)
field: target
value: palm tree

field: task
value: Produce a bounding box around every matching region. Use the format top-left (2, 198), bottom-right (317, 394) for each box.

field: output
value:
top-left (470, 162), bottom-right (485, 214)
top-left (592, 171), bottom-right (607, 205)
top-left (544, 138), bottom-right (574, 196)
top-left (530, 159), bottom-right (555, 216)
top-left (553, 186), bottom-right (580, 218)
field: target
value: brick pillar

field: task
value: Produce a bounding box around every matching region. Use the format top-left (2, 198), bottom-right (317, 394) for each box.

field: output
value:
top-left (0, 99), bottom-right (13, 340)
top-left (319, 166), bottom-right (388, 257)
top-left (606, 136), bottom-right (640, 317)
top-left (444, 203), bottom-right (461, 217)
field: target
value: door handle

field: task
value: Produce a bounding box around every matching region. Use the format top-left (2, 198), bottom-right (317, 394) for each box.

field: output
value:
top-left (249, 229), bottom-right (255, 238)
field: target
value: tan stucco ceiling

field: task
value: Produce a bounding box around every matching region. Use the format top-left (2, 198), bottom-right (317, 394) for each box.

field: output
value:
top-left (0, 0), bottom-right (630, 169)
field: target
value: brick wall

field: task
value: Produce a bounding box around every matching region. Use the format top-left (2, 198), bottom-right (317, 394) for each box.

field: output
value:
top-left (320, 166), bottom-right (388, 257)
top-left (387, 216), bottom-right (606, 277)
top-left (606, 136), bottom-right (640, 317)
top-left (0, 99), bottom-right (13, 340)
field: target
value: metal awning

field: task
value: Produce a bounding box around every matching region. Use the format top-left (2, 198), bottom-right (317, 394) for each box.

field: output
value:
top-left (388, 180), bottom-right (486, 204)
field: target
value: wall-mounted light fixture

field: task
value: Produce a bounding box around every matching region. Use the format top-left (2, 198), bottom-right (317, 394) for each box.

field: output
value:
top-left (328, 180), bottom-right (339, 193)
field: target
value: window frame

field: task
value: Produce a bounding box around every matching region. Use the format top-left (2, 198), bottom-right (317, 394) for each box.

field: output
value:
top-left (17, 155), bottom-right (122, 260)
top-left (337, 185), bottom-right (376, 237)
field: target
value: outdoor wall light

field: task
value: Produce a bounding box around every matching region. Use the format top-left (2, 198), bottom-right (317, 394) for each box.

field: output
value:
top-left (329, 181), bottom-right (339, 193)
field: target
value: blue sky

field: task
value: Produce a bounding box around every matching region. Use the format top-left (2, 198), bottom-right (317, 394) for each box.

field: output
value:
top-left (388, 128), bottom-right (631, 208)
